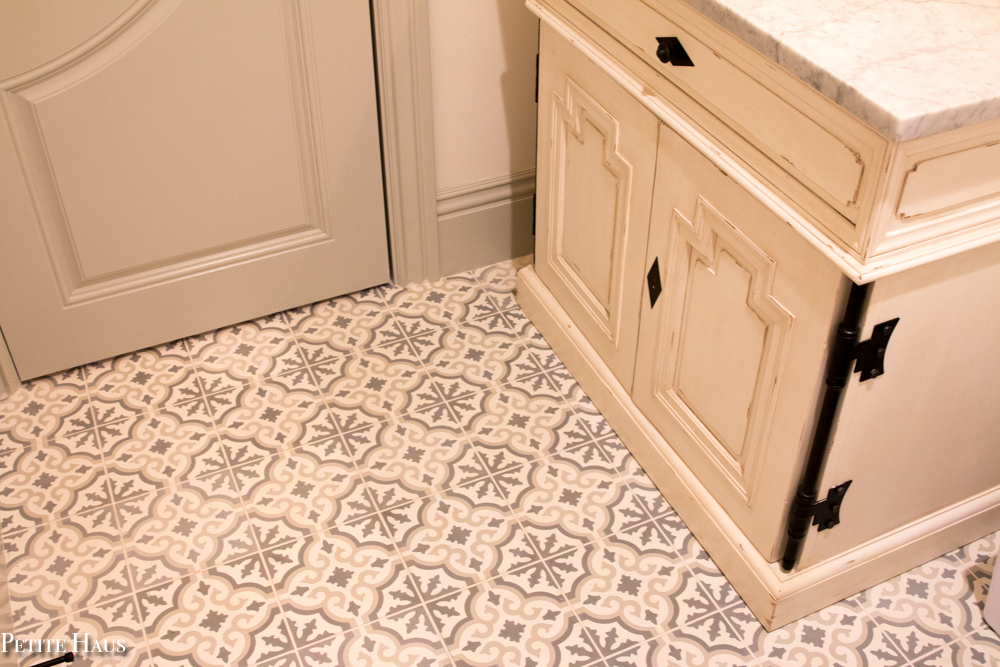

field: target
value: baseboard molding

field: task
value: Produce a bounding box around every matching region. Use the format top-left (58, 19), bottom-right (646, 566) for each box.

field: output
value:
top-left (436, 169), bottom-right (535, 217)
top-left (436, 170), bottom-right (536, 276)
top-left (515, 263), bottom-right (1000, 630)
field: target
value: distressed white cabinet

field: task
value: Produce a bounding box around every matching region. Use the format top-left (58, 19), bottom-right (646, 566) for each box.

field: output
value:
top-left (533, 28), bottom-right (659, 389)
top-left (519, 0), bottom-right (1000, 630)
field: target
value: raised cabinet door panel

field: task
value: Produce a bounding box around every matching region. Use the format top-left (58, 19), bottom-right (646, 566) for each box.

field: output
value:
top-left (534, 23), bottom-right (659, 389)
top-left (633, 124), bottom-right (846, 559)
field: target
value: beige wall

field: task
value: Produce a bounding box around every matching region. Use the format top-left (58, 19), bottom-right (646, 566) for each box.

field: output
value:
top-left (427, 0), bottom-right (538, 191)
top-left (426, 0), bottom-right (539, 273)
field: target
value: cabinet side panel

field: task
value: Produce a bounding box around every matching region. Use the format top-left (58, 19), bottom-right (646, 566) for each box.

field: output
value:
top-left (801, 240), bottom-right (1000, 568)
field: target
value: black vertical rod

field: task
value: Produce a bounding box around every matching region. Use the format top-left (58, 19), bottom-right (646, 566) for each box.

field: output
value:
top-left (781, 281), bottom-right (870, 572)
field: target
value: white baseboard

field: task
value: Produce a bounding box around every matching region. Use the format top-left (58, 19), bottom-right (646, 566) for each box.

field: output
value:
top-left (436, 170), bottom-right (536, 276)
top-left (515, 263), bottom-right (1000, 630)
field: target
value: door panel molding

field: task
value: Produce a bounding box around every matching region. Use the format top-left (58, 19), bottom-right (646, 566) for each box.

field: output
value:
top-left (1, 0), bottom-right (339, 304)
top-left (548, 77), bottom-right (633, 341)
top-left (0, 0), bottom-right (162, 93)
top-left (650, 196), bottom-right (793, 501)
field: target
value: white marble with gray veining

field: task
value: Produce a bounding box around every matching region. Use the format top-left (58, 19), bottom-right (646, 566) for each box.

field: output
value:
top-left (678, 0), bottom-right (1000, 141)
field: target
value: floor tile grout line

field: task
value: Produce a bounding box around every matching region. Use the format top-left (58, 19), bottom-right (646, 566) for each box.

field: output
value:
top-left (387, 303), bottom-right (619, 663)
top-left (8, 267), bottom-right (604, 643)
top-left (854, 585), bottom-right (985, 666)
top-left (852, 593), bottom-right (922, 662)
top-left (112, 334), bottom-right (290, 662)
top-left (40, 381), bottom-right (163, 665)
top-left (3, 466), bottom-right (157, 665)
top-left (711, 600), bottom-right (768, 667)
top-left (904, 624), bottom-right (987, 666)
top-left (398, 269), bottom-right (1000, 663)
top-left (209, 351), bottom-right (308, 667)
top-left (506, 312), bottom-right (761, 657)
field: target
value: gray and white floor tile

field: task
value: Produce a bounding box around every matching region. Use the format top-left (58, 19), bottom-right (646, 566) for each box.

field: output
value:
top-left (0, 258), bottom-right (996, 666)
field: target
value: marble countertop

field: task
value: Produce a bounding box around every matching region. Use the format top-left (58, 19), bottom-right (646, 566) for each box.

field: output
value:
top-left (678, 0), bottom-right (1000, 141)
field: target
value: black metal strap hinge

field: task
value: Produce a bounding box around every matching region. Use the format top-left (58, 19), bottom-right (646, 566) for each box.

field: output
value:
top-left (809, 480), bottom-right (852, 531)
top-left (647, 258), bottom-right (662, 307)
top-left (853, 318), bottom-right (899, 381)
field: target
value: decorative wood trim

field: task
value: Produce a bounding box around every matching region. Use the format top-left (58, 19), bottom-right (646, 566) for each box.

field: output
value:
top-left (1, 0), bottom-right (444, 294)
top-left (0, 325), bottom-right (21, 397)
top-left (516, 263), bottom-right (1000, 630)
top-left (0, 0), bottom-right (336, 304)
top-left (0, 0), bottom-right (162, 93)
top-left (526, 0), bottom-right (1000, 284)
top-left (281, 0), bottom-right (333, 239)
top-left (438, 198), bottom-right (535, 276)
top-left (436, 168), bottom-right (536, 218)
top-left (371, 0), bottom-right (441, 286)
top-left (652, 198), bottom-right (792, 501)
top-left (548, 76), bottom-right (632, 333)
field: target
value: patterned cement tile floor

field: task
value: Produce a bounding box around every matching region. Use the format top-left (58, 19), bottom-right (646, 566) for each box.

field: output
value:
top-left (0, 259), bottom-right (997, 667)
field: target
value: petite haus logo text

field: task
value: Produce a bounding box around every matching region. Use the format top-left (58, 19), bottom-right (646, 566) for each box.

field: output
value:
top-left (2, 633), bottom-right (128, 657)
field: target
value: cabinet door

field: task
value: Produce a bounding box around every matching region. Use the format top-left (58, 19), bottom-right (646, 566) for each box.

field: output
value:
top-left (633, 125), bottom-right (846, 559)
top-left (534, 23), bottom-right (659, 389)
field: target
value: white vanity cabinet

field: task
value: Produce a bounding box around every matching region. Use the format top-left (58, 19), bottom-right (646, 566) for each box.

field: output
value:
top-left (519, 0), bottom-right (1000, 629)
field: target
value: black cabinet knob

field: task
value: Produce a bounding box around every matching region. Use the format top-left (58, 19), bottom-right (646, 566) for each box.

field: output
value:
top-left (655, 37), bottom-right (694, 67)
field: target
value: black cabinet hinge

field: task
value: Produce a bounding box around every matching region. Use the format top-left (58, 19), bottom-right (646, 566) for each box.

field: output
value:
top-left (853, 318), bottom-right (899, 381)
top-left (809, 480), bottom-right (852, 532)
top-left (647, 258), bottom-right (662, 308)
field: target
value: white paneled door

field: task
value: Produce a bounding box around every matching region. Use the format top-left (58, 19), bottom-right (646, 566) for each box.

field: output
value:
top-left (0, 0), bottom-right (390, 379)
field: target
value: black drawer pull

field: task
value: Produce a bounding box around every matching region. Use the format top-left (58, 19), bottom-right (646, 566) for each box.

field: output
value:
top-left (656, 37), bottom-right (694, 67)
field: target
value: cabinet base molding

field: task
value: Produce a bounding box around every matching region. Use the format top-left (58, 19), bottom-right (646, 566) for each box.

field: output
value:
top-left (516, 264), bottom-right (1000, 630)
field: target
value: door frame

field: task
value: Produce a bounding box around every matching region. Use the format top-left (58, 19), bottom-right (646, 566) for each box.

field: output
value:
top-left (0, 0), bottom-right (440, 395)
top-left (372, 0), bottom-right (441, 288)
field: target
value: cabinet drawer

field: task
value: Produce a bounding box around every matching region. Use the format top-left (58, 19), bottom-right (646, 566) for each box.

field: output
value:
top-left (573, 0), bottom-right (872, 232)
